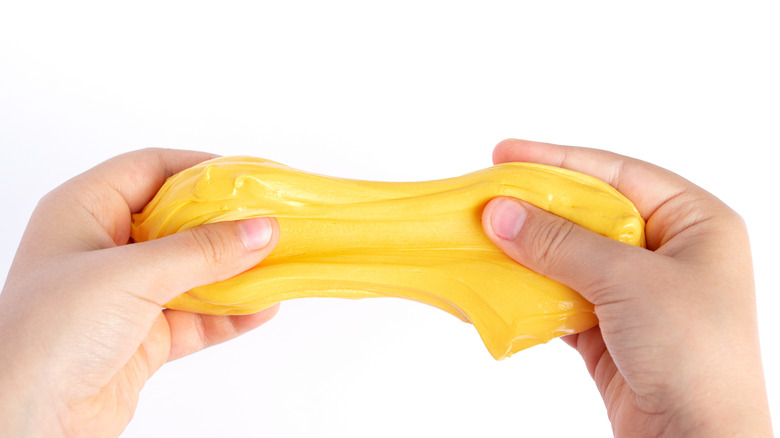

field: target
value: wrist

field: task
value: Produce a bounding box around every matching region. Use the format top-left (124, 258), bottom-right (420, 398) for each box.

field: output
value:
top-left (0, 371), bottom-right (64, 438)
top-left (666, 402), bottom-right (772, 438)
top-left (0, 331), bottom-right (64, 438)
top-left (660, 358), bottom-right (772, 437)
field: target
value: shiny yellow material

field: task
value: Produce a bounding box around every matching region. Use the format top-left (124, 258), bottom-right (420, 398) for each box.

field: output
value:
top-left (131, 156), bottom-right (645, 359)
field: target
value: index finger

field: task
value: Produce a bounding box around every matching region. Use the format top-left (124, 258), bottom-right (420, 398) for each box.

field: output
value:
top-left (492, 139), bottom-right (725, 251)
top-left (27, 148), bottom-right (217, 253)
top-left (76, 147), bottom-right (219, 214)
top-left (493, 139), bottom-right (692, 220)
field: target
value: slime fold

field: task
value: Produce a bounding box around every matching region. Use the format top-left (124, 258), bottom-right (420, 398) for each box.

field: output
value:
top-left (131, 157), bottom-right (645, 359)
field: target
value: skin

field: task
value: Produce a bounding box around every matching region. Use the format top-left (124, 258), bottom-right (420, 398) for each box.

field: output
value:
top-left (482, 139), bottom-right (772, 437)
top-left (0, 149), bottom-right (280, 437)
top-left (0, 141), bottom-right (773, 437)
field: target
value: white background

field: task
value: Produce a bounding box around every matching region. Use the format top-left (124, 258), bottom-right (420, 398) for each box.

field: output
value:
top-left (1, 1), bottom-right (778, 436)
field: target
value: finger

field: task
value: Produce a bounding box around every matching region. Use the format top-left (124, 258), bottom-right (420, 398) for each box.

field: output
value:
top-left (492, 139), bottom-right (724, 250)
top-left (122, 216), bottom-right (279, 306)
top-left (568, 326), bottom-right (621, 403)
top-left (493, 139), bottom-right (694, 218)
top-left (482, 196), bottom-right (650, 306)
top-left (561, 327), bottom-right (608, 379)
top-left (75, 147), bottom-right (217, 214)
top-left (165, 304), bottom-right (280, 361)
top-left (31, 148), bottom-right (217, 251)
top-left (560, 334), bottom-right (578, 349)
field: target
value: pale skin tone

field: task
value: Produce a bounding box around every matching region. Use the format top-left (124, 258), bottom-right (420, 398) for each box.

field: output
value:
top-left (0, 141), bottom-right (773, 437)
top-left (0, 149), bottom-right (281, 437)
top-left (483, 140), bottom-right (772, 436)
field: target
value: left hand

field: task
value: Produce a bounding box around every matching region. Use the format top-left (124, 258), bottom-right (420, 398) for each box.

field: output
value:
top-left (0, 148), bottom-right (280, 438)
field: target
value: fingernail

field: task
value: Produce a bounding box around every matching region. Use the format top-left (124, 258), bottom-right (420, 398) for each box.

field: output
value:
top-left (491, 198), bottom-right (527, 240)
top-left (239, 217), bottom-right (273, 251)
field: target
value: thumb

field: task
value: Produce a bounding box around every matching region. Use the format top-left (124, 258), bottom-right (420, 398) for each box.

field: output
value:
top-left (482, 197), bottom-right (643, 306)
top-left (126, 217), bottom-right (279, 306)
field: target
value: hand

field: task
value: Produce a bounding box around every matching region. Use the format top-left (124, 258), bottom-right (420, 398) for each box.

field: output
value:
top-left (0, 149), bottom-right (280, 437)
top-left (482, 139), bottom-right (772, 437)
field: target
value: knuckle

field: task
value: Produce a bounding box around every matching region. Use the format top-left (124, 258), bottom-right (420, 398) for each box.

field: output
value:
top-left (194, 314), bottom-right (211, 348)
top-left (186, 225), bottom-right (235, 268)
top-left (531, 217), bottom-right (577, 271)
top-left (723, 207), bottom-right (748, 231)
top-left (582, 253), bottom-right (637, 303)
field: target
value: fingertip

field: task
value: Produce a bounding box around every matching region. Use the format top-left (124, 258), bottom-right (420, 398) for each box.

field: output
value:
top-left (238, 217), bottom-right (275, 251)
top-left (165, 304), bottom-right (281, 361)
top-left (492, 138), bottom-right (566, 167)
top-left (485, 197), bottom-right (528, 241)
top-left (482, 197), bottom-right (505, 239)
top-left (230, 303), bottom-right (281, 334)
top-left (260, 301), bottom-right (281, 322)
top-left (560, 333), bottom-right (579, 349)
top-left (493, 138), bottom-right (521, 164)
top-left (482, 197), bottom-right (507, 237)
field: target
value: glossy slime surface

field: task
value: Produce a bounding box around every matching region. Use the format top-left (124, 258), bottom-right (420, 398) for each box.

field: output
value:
top-left (131, 157), bottom-right (646, 359)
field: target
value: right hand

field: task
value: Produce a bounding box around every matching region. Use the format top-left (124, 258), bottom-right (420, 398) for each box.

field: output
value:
top-left (482, 139), bottom-right (772, 437)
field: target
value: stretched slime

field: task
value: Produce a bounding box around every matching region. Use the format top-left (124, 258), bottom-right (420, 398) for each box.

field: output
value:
top-left (130, 156), bottom-right (645, 359)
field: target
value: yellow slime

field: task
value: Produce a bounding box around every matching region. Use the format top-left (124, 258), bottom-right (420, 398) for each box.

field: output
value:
top-left (131, 156), bottom-right (645, 359)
